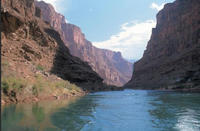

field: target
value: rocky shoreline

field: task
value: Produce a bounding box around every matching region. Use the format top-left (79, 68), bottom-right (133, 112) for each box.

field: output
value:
top-left (1, 91), bottom-right (86, 105)
top-left (1, 85), bottom-right (124, 105)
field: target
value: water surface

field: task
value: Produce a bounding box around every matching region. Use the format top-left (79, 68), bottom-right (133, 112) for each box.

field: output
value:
top-left (2, 90), bottom-right (200, 131)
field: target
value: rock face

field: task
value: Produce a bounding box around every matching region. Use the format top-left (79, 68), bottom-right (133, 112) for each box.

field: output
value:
top-left (35, 1), bottom-right (133, 86)
top-left (126, 0), bottom-right (200, 90)
top-left (1, 0), bottom-right (105, 91)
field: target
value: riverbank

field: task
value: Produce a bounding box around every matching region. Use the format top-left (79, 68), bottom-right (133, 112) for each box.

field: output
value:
top-left (1, 84), bottom-right (124, 105)
top-left (1, 58), bottom-right (87, 105)
top-left (1, 58), bottom-right (123, 105)
top-left (1, 85), bottom-right (124, 105)
top-left (1, 60), bottom-right (123, 105)
top-left (1, 90), bottom-right (86, 105)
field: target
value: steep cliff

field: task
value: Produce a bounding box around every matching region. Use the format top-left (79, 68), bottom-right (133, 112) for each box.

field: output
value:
top-left (35, 1), bottom-right (133, 86)
top-left (126, 0), bottom-right (200, 91)
top-left (1, 0), bottom-right (108, 104)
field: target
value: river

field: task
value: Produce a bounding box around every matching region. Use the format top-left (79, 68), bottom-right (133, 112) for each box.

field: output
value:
top-left (2, 89), bottom-right (200, 131)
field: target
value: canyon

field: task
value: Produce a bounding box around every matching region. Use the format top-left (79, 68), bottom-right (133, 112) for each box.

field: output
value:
top-left (2, 0), bottom-right (200, 130)
top-left (2, 0), bottom-right (200, 105)
top-left (1, 0), bottom-right (120, 104)
top-left (35, 1), bottom-right (133, 87)
top-left (126, 0), bottom-right (200, 91)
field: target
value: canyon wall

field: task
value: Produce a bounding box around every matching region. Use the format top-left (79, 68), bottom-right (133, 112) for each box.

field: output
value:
top-left (126, 0), bottom-right (200, 91)
top-left (35, 1), bottom-right (133, 86)
top-left (1, 0), bottom-right (105, 92)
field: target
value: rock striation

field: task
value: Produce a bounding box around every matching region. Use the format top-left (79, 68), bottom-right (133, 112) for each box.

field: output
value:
top-left (1, 0), bottom-right (106, 91)
top-left (126, 0), bottom-right (200, 91)
top-left (35, 1), bottom-right (133, 86)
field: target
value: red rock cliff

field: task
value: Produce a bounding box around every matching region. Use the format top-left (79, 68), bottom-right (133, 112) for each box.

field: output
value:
top-left (126, 0), bottom-right (200, 90)
top-left (1, 0), bottom-right (106, 92)
top-left (35, 1), bottom-right (133, 86)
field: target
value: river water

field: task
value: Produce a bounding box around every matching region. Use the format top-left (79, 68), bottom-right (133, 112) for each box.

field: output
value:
top-left (2, 90), bottom-right (200, 131)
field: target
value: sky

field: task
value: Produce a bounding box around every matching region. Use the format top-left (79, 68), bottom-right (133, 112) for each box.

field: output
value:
top-left (38, 0), bottom-right (174, 60)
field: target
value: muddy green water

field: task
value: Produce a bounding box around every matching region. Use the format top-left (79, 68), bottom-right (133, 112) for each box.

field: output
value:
top-left (2, 90), bottom-right (200, 131)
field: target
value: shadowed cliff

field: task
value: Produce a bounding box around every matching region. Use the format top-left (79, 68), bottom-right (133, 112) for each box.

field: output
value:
top-left (35, 1), bottom-right (133, 87)
top-left (125, 0), bottom-right (200, 91)
top-left (1, 0), bottom-right (115, 104)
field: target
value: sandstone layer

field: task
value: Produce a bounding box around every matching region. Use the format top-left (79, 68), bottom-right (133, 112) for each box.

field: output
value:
top-left (126, 0), bottom-right (200, 91)
top-left (35, 1), bottom-right (133, 86)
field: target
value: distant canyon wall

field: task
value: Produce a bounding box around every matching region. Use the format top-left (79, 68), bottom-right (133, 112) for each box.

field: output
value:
top-left (35, 1), bottom-right (133, 86)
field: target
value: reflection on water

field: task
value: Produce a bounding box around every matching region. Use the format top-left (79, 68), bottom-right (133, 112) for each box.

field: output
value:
top-left (32, 103), bottom-right (45, 123)
top-left (51, 95), bottom-right (98, 131)
top-left (1, 90), bottom-right (200, 131)
top-left (2, 105), bottom-right (25, 131)
top-left (1, 98), bottom-right (79, 131)
top-left (148, 92), bottom-right (200, 131)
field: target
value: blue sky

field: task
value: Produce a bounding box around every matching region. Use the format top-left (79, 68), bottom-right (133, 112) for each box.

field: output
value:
top-left (39, 0), bottom-right (174, 60)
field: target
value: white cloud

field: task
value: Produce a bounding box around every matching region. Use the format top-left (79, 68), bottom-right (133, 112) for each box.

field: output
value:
top-left (38, 0), bottom-right (58, 11)
top-left (92, 20), bottom-right (156, 60)
top-left (150, 2), bottom-right (165, 11)
top-left (37, 0), bottom-right (68, 13)
top-left (37, 0), bottom-right (69, 22)
top-left (65, 19), bottom-right (69, 23)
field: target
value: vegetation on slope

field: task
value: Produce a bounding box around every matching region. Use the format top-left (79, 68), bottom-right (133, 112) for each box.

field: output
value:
top-left (1, 59), bottom-right (84, 104)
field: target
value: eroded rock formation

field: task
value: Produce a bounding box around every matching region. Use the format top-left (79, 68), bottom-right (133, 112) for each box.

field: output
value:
top-left (35, 1), bottom-right (133, 86)
top-left (1, 0), bottom-right (105, 92)
top-left (126, 0), bottom-right (200, 91)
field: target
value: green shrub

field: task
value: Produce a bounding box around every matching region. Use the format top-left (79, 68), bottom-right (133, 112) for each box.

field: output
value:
top-left (32, 74), bottom-right (45, 96)
top-left (1, 73), bottom-right (82, 99)
top-left (53, 80), bottom-right (68, 88)
top-left (1, 76), bottom-right (27, 94)
top-left (67, 83), bottom-right (82, 92)
top-left (32, 85), bottom-right (39, 96)
top-left (36, 64), bottom-right (44, 71)
top-left (1, 81), bottom-right (9, 94)
top-left (52, 80), bottom-right (81, 92)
